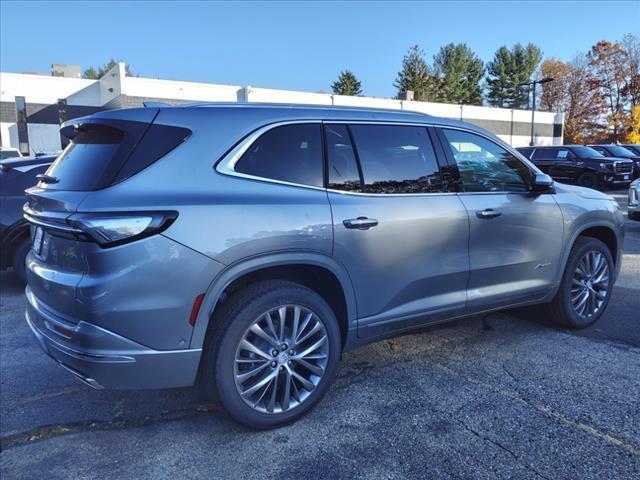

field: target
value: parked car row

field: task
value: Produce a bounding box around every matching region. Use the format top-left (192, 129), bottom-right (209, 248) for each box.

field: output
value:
top-left (516, 144), bottom-right (640, 190)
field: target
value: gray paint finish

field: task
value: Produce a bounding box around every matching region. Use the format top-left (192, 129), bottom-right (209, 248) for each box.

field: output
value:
top-left (21, 104), bottom-right (623, 392)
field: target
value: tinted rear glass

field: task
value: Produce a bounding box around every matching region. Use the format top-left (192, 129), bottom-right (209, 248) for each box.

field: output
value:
top-left (43, 120), bottom-right (189, 191)
top-left (44, 125), bottom-right (124, 191)
top-left (235, 124), bottom-right (323, 187)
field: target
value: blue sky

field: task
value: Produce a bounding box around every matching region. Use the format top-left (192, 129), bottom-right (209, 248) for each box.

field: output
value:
top-left (1, 1), bottom-right (637, 98)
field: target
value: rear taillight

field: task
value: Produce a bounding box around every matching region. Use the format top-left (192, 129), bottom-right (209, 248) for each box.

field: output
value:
top-left (67, 211), bottom-right (177, 248)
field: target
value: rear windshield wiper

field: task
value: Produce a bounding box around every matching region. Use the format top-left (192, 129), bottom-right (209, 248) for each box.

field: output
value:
top-left (36, 174), bottom-right (59, 184)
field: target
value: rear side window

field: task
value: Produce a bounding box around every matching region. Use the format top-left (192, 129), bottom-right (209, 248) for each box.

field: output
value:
top-left (349, 125), bottom-right (442, 194)
top-left (45, 125), bottom-right (124, 191)
top-left (235, 124), bottom-right (323, 187)
top-left (325, 124), bottom-right (361, 192)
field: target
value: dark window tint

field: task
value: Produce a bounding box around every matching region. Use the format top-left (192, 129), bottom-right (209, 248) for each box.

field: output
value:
top-left (45, 125), bottom-right (124, 191)
top-left (441, 129), bottom-right (530, 193)
top-left (532, 147), bottom-right (573, 160)
top-left (350, 125), bottom-right (442, 194)
top-left (517, 147), bottom-right (534, 159)
top-left (325, 124), bottom-right (361, 192)
top-left (235, 124), bottom-right (323, 187)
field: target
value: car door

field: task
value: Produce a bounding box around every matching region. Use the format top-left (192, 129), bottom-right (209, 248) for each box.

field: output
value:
top-left (436, 127), bottom-right (564, 310)
top-left (325, 123), bottom-right (470, 339)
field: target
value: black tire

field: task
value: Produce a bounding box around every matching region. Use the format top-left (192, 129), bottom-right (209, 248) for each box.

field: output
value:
top-left (577, 172), bottom-right (599, 190)
top-left (201, 280), bottom-right (341, 429)
top-left (11, 238), bottom-right (30, 283)
top-left (545, 237), bottom-right (614, 329)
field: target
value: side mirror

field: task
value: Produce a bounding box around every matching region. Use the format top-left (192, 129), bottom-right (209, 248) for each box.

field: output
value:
top-left (531, 172), bottom-right (554, 193)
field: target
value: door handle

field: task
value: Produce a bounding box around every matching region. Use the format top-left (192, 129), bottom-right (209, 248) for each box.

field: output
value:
top-left (475, 209), bottom-right (502, 219)
top-left (343, 217), bottom-right (379, 230)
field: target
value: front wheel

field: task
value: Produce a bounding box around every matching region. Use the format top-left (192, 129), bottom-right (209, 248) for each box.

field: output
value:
top-left (545, 237), bottom-right (614, 329)
top-left (577, 172), bottom-right (599, 190)
top-left (201, 280), bottom-right (341, 429)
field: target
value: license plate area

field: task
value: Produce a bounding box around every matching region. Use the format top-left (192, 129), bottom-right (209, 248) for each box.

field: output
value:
top-left (32, 226), bottom-right (44, 255)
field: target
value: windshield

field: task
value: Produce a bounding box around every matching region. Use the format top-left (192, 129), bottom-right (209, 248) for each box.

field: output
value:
top-left (572, 146), bottom-right (604, 158)
top-left (605, 145), bottom-right (636, 157)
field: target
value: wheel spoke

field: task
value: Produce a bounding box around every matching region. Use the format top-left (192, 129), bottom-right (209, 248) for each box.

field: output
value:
top-left (281, 368), bottom-right (292, 411)
top-left (296, 335), bottom-right (327, 359)
top-left (295, 321), bottom-right (322, 347)
top-left (236, 360), bottom-right (270, 383)
top-left (293, 357), bottom-right (324, 376)
top-left (250, 323), bottom-right (280, 348)
top-left (241, 368), bottom-right (278, 398)
top-left (240, 339), bottom-right (272, 361)
top-left (290, 369), bottom-right (315, 391)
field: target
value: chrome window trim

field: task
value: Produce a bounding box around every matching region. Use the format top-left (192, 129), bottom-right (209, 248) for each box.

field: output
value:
top-left (215, 119), bottom-right (538, 197)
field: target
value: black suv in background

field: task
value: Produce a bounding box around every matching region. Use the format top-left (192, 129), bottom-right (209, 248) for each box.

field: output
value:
top-left (517, 145), bottom-right (634, 190)
top-left (0, 154), bottom-right (56, 281)
top-left (589, 144), bottom-right (640, 179)
top-left (622, 144), bottom-right (640, 155)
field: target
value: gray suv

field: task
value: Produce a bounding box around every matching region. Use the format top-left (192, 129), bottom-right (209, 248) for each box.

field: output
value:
top-left (24, 104), bottom-right (624, 428)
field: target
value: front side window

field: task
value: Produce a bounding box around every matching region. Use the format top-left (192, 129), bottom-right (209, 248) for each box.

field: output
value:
top-left (234, 124), bottom-right (323, 187)
top-left (349, 125), bottom-right (442, 194)
top-left (441, 129), bottom-right (531, 193)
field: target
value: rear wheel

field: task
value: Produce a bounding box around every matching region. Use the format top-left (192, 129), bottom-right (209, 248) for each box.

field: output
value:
top-left (546, 237), bottom-right (613, 329)
top-left (11, 238), bottom-right (30, 283)
top-left (577, 172), bottom-right (599, 189)
top-left (201, 280), bottom-right (341, 429)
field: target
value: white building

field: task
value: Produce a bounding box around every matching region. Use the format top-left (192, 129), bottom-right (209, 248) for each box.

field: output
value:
top-left (0, 62), bottom-right (563, 155)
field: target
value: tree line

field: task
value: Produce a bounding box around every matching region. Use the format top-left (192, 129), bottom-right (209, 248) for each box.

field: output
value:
top-left (331, 34), bottom-right (640, 143)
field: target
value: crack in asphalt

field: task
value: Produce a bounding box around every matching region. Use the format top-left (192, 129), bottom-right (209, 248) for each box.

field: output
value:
top-left (0, 407), bottom-right (215, 452)
top-left (433, 362), bottom-right (640, 457)
top-left (455, 418), bottom-right (552, 480)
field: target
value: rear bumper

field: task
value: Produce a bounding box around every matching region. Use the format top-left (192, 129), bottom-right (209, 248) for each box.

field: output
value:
top-left (25, 286), bottom-right (202, 390)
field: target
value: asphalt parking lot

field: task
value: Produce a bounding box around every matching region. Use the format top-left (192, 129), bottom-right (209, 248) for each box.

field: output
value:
top-left (1, 191), bottom-right (639, 479)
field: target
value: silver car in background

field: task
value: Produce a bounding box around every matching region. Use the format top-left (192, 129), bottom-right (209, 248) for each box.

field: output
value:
top-left (24, 104), bottom-right (624, 428)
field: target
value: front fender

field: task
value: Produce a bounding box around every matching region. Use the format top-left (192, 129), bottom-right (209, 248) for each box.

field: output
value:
top-left (188, 251), bottom-right (359, 350)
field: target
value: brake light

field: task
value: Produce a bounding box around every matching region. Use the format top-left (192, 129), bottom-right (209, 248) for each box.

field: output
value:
top-left (67, 211), bottom-right (177, 248)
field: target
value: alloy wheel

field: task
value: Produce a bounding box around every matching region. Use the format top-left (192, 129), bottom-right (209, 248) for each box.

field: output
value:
top-left (570, 250), bottom-right (610, 318)
top-left (233, 304), bottom-right (329, 414)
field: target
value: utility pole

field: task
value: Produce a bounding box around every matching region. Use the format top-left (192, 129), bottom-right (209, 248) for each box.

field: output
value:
top-left (519, 77), bottom-right (554, 146)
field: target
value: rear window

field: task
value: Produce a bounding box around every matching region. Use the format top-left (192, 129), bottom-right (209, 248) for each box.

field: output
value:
top-left (43, 121), bottom-right (190, 191)
top-left (45, 125), bottom-right (124, 190)
top-left (234, 124), bottom-right (323, 187)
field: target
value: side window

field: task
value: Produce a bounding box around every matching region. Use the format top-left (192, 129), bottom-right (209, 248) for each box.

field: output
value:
top-left (234, 124), bottom-right (323, 187)
top-left (325, 124), bottom-right (361, 192)
top-left (349, 125), bottom-right (442, 194)
top-left (441, 129), bottom-right (531, 193)
top-left (532, 148), bottom-right (552, 160)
